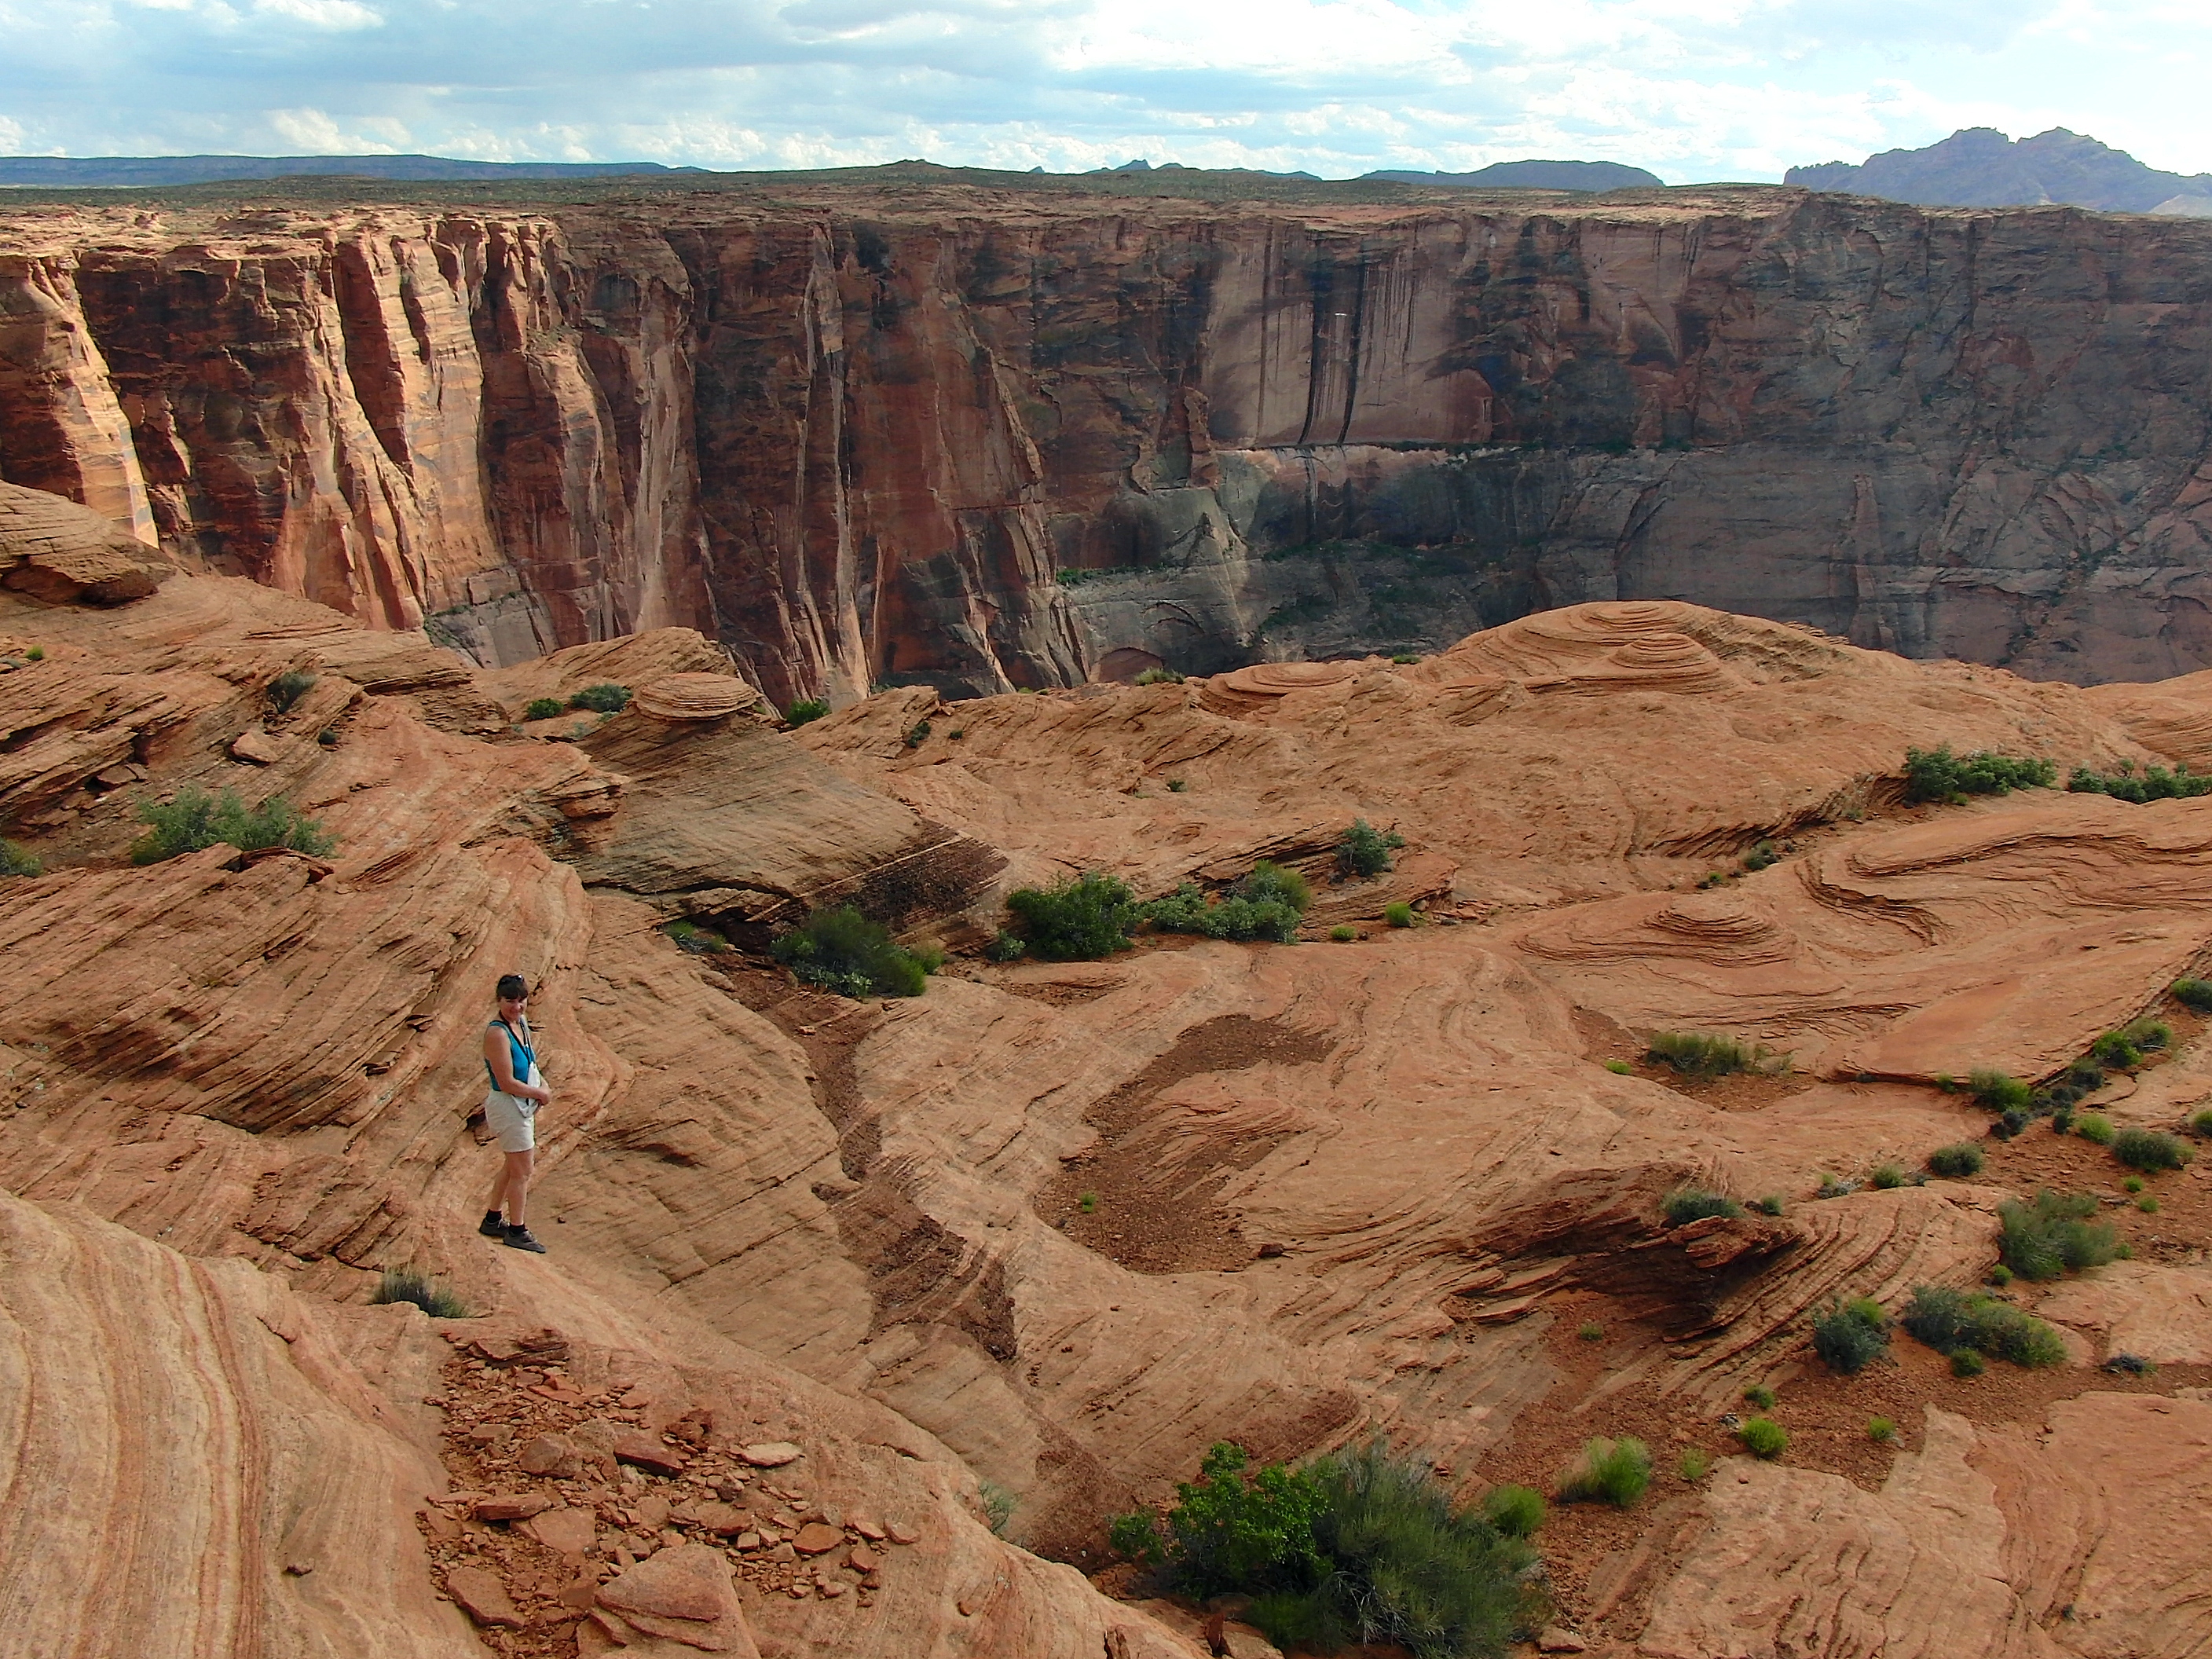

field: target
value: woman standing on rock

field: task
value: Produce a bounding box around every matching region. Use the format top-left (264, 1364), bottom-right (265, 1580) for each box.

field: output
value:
top-left (478, 973), bottom-right (551, 1254)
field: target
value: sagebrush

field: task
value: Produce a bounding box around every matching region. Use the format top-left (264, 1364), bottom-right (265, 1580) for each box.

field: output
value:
top-left (1560, 1437), bottom-right (1651, 1507)
top-left (770, 906), bottom-right (935, 998)
top-left (131, 786), bottom-right (335, 864)
top-left (1006, 871), bottom-right (1137, 960)
top-left (1900, 1284), bottom-right (2067, 1368)
top-left (372, 1269), bottom-right (470, 1320)
top-left (1998, 1189), bottom-right (2118, 1280)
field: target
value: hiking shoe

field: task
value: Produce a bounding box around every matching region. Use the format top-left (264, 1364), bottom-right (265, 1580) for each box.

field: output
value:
top-left (503, 1225), bottom-right (548, 1254)
top-left (478, 1211), bottom-right (508, 1239)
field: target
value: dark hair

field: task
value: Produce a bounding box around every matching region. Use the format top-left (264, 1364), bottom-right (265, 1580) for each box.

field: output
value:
top-left (495, 974), bottom-right (529, 1002)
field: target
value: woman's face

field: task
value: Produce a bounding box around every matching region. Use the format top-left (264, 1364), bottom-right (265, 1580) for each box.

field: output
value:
top-left (499, 992), bottom-right (529, 1020)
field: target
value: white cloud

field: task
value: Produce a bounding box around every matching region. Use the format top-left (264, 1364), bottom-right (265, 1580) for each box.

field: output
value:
top-left (1, 0), bottom-right (2210, 181)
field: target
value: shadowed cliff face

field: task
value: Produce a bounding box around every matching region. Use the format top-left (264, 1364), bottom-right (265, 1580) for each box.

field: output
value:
top-left (8, 186), bottom-right (2212, 696)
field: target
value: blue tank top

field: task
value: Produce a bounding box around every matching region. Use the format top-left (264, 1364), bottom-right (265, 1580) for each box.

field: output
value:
top-left (485, 1018), bottom-right (537, 1094)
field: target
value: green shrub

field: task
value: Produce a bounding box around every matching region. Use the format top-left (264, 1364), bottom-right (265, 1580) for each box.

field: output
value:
top-left (372, 1269), bottom-right (470, 1319)
top-left (1679, 1447), bottom-right (1711, 1481)
top-left (130, 786), bottom-right (335, 864)
top-left (1998, 1189), bottom-right (2119, 1280)
top-left (522, 696), bottom-right (566, 720)
top-left (1646, 1031), bottom-right (1774, 1079)
top-left (1383, 901), bottom-right (1418, 928)
top-left (1968, 1068), bottom-right (2032, 1111)
top-left (2051, 1108), bottom-right (2075, 1135)
top-left (1754, 1195), bottom-right (1785, 1216)
top-left (903, 720), bottom-right (932, 748)
top-left (1390, 653), bottom-right (1420, 665)
top-left (1987, 1264), bottom-right (2013, 1287)
top-left (1901, 1284), bottom-right (2067, 1368)
top-left (569, 682), bottom-right (632, 713)
top-left (1139, 883), bottom-right (1302, 944)
top-left (267, 668), bottom-right (317, 714)
top-left (2173, 977), bottom-right (2212, 1013)
top-left (1008, 871), bottom-right (1137, 959)
top-left (1117, 1441), bottom-right (1540, 1659)
top-left (1338, 819), bottom-right (1405, 878)
top-left (22, 645), bottom-right (42, 661)
top-left (1560, 1437), bottom-right (1651, 1507)
top-left (1661, 1188), bottom-right (1745, 1226)
top-left (2090, 1031), bottom-right (2144, 1070)
top-left (1166, 777), bottom-right (1188, 792)
top-left (1240, 861), bottom-right (1313, 914)
top-left (0, 839), bottom-right (41, 877)
top-left (1903, 745), bottom-right (2056, 804)
top-left (770, 906), bottom-right (932, 998)
top-left (2067, 759), bottom-right (2212, 803)
top-left (1133, 666), bottom-right (1185, 686)
top-left (2075, 1112), bottom-right (2115, 1146)
top-left (2067, 1058), bottom-right (2107, 1090)
top-left (2139, 1195), bottom-right (2162, 1214)
top-left (2123, 1017), bottom-right (2173, 1053)
top-left (1928, 1142), bottom-right (1984, 1178)
top-left (1737, 1417), bottom-right (1788, 1459)
top-left (1741, 840), bottom-right (1780, 872)
top-left (1479, 1484), bottom-right (1546, 1540)
top-left (1742, 1383), bottom-right (1776, 1409)
top-left (1867, 1416), bottom-right (1897, 1443)
top-left (1951, 1348), bottom-right (1986, 1378)
top-left (1869, 1162), bottom-right (1909, 1190)
top-left (1603, 1059), bottom-right (1634, 1075)
top-left (1577, 1322), bottom-right (1604, 1342)
top-left (2193, 1109), bottom-right (2212, 1138)
top-left (1811, 1296), bottom-right (1891, 1375)
top-left (1815, 1172), bottom-right (1857, 1198)
top-left (1330, 925), bottom-right (1358, 943)
top-left (663, 920), bottom-right (728, 954)
top-left (2115, 1128), bottom-right (2192, 1172)
top-left (785, 698), bottom-right (830, 726)
top-left (983, 931), bottom-right (1026, 961)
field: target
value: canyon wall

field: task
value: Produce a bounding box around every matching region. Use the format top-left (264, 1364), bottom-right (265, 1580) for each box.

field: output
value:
top-left (7, 187), bottom-right (2212, 698)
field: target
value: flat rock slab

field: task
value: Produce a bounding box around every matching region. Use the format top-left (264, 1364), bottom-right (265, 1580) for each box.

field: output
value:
top-left (738, 1441), bottom-right (802, 1467)
top-left (612, 1429), bottom-right (687, 1475)
top-left (525, 1505), bottom-right (599, 1556)
top-left (475, 1491), bottom-right (553, 1522)
top-left (445, 1565), bottom-right (526, 1629)
top-left (596, 1544), bottom-right (756, 1654)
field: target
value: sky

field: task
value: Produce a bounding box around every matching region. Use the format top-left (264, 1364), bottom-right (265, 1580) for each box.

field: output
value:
top-left (3, 0), bottom-right (2211, 182)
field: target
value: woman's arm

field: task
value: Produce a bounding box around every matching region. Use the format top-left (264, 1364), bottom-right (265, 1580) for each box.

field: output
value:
top-left (483, 1025), bottom-right (551, 1103)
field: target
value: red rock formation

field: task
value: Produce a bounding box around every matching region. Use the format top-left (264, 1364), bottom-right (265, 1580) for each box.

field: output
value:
top-left (12, 189), bottom-right (2212, 698)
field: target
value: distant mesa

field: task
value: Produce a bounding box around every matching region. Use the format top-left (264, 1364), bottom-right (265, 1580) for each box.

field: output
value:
top-left (1787, 127), bottom-right (2212, 217)
top-left (1362, 159), bottom-right (1664, 191)
top-left (0, 154), bottom-right (701, 188)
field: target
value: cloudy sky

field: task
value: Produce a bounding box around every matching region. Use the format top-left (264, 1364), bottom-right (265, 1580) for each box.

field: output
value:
top-left (2, 0), bottom-right (2209, 181)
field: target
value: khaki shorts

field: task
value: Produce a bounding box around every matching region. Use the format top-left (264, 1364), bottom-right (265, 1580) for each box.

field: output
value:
top-left (483, 1090), bottom-right (539, 1153)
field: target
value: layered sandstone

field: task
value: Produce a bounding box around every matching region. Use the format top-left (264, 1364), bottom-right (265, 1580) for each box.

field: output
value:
top-left (10, 186), bottom-right (2212, 699)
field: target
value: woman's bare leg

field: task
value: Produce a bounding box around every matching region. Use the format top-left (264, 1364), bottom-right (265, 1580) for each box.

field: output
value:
top-left (500, 1148), bottom-right (535, 1226)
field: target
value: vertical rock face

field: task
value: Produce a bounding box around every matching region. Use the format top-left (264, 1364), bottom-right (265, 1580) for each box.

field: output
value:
top-left (8, 189), bottom-right (2212, 694)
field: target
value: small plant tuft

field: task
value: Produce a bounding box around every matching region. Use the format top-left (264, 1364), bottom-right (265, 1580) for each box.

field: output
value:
top-left (1811, 1295), bottom-right (1892, 1375)
top-left (983, 930), bottom-right (1026, 962)
top-left (1754, 1194), bottom-right (1785, 1216)
top-left (1133, 665), bottom-right (1185, 686)
top-left (1078, 1191), bottom-right (1099, 1214)
top-left (2105, 1352), bottom-right (2156, 1375)
top-left (522, 696), bottom-right (566, 720)
top-left (267, 668), bottom-right (317, 714)
top-left (1869, 1162), bottom-right (1910, 1190)
top-left (1741, 1383), bottom-right (1777, 1410)
top-left (1577, 1321), bottom-right (1604, 1342)
top-left (1928, 1142), bottom-right (1984, 1178)
top-left (1987, 1264), bottom-right (2013, 1287)
top-left (1679, 1447), bottom-right (1712, 1481)
top-left (1998, 1189), bottom-right (2119, 1280)
top-left (2114, 1127), bottom-right (2192, 1172)
top-left (1329, 924), bottom-right (1358, 943)
top-left (0, 839), bottom-right (42, 877)
top-left (663, 920), bottom-right (728, 954)
top-left (2075, 1112), bottom-right (2115, 1146)
top-left (1968, 1068), bottom-right (2032, 1112)
top-left (1561, 1437), bottom-right (1652, 1507)
top-left (1645, 1030), bottom-right (1778, 1079)
top-left (2172, 977), bottom-right (2212, 1013)
top-left (1166, 777), bottom-right (1188, 792)
top-left (372, 1269), bottom-right (470, 1319)
top-left (1480, 1484), bottom-right (1546, 1540)
top-left (1903, 1284), bottom-right (2067, 1368)
top-left (2139, 1195), bottom-right (2162, 1213)
top-left (1336, 819), bottom-right (1405, 878)
top-left (1867, 1416), bottom-right (1898, 1443)
top-left (1661, 1188), bottom-right (1745, 1227)
top-left (1737, 1417), bottom-right (1788, 1459)
top-left (23, 645), bottom-right (43, 661)
top-left (771, 906), bottom-right (933, 998)
top-left (569, 682), bottom-right (632, 713)
top-left (1383, 901), bottom-right (1419, 928)
top-left (1603, 1059), bottom-right (1634, 1075)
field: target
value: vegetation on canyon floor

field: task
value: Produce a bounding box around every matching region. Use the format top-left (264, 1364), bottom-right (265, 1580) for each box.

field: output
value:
top-left (770, 904), bottom-right (939, 997)
top-left (1559, 1437), bottom-right (1652, 1507)
top-left (1110, 1439), bottom-right (1542, 1659)
top-left (1811, 1296), bottom-right (1892, 1375)
top-left (0, 837), bottom-right (40, 877)
top-left (266, 668), bottom-right (317, 714)
top-left (130, 785), bottom-right (335, 863)
top-left (1644, 1030), bottom-right (1782, 1079)
top-left (1901, 1284), bottom-right (2068, 1369)
top-left (2067, 759), bottom-right (2212, 802)
top-left (1902, 745), bottom-right (2057, 804)
top-left (1336, 818), bottom-right (1404, 878)
top-left (1660, 1187), bottom-right (1745, 1226)
top-left (370, 1269), bottom-right (470, 1320)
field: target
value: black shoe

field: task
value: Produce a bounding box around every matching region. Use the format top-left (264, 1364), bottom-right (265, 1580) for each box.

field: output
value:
top-left (503, 1225), bottom-right (548, 1254)
top-left (478, 1210), bottom-right (508, 1239)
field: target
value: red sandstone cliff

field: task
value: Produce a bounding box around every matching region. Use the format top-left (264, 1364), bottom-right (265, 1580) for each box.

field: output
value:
top-left (9, 185), bottom-right (2212, 698)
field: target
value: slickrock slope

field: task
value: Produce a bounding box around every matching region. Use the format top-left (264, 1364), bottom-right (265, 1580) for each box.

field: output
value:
top-left (13, 490), bottom-right (2212, 1658)
top-left (12, 186), bottom-right (2212, 694)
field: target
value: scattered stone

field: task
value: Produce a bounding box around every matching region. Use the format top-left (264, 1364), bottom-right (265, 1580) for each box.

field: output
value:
top-left (613, 1429), bottom-right (688, 1476)
top-left (518, 1434), bottom-right (583, 1477)
top-left (526, 1506), bottom-right (599, 1556)
top-left (475, 1492), bottom-right (553, 1522)
top-left (848, 1544), bottom-right (880, 1573)
top-left (444, 1566), bottom-right (526, 1629)
top-left (792, 1522), bottom-right (843, 1555)
top-left (848, 1514), bottom-right (885, 1542)
top-left (1536, 1630), bottom-right (1590, 1654)
top-left (738, 1441), bottom-right (802, 1468)
top-left (734, 1532), bottom-right (762, 1551)
top-left (229, 728), bottom-right (282, 764)
top-left (884, 1519), bottom-right (918, 1545)
top-left (596, 1544), bottom-right (758, 1653)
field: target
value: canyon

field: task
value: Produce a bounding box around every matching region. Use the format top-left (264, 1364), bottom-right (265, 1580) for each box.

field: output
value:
top-left (9, 180), bottom-right (2212, 705)
top-left (13, 476), bottom-right (2212, 1657)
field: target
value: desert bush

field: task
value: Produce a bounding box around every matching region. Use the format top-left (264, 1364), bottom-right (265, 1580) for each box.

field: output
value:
top-left (1139, 883), bottom-right (1302, 944)
top-left (1479, 1485), bottom-right (1546, 1540)
top-left (569, 682), bottom-right (631, 713)
top-left (1560, 1437), bottom-right (1651, 1507)
top-left (2090, 1030), bottom-right (2144, 1070)
top-left (1741, 840), bottom-right (1779, 872)
top-left (372, 1269), bottom-right (470, 1320)
top-left (2115, 1128), bottom-right (2192, 1172)
top-left (1928, 1142), bottom-right (1984, 1178)
top-left (2051, 1107), bottom-right (2075, 1135)
top-left (983, 931), bottom-right (1025, 961)
top-left (1661, 1188), bottom-right (1744, 1226)
top-left (1903, 745), bottom-right (2056, 804)
top-left (1240, 861), bottom-right (1313, 913)
top-left (663, 920), bottom-right (728, 954)
top-left (22, 646), bottom-right (42, 661)
top-left (1679, 1447), bottom-right (1712, 1481)
top-left (266, 668), bottom-right (317, 714)
top-left (1901, 1284), bottom-right (2067, 1368)
top-left (1133, 666), bottom-right (1185, 686)
top-left (1603, 1059), bottom-right (1634, 1075)
top-left (1811, 1296), bottom-right (1892, 1375)
top-left (0, 839), bottom-right (41, 877)
top-left (2125, 1017), bottom-right (2174, 1052)
top-left (1337, 819), bottom-right (1405, 878)
top-left (130, 786), bottom-right (335, 864)
top-left (1383, 901), bottom-right (1418, 928)
top-left (522, 696), bottom-right (566, 720)
top-left (770, 906), bottom-right (932, 998)
top-left (2140, 1195), bottom-right (2162, 1213)
top-left (1754, 1195), bottom-right (1785, 1216)
top-left (1007, 871), bottom-right (1137, 959)
top-left (2067, 759), bottom-right (2212, 803)
top-left (1736, 1418), bottom-right (1788, 1459)
top-left (1968, 1068), bottom-right (2032, 1111)
top-left (1867, 1416), bottom-right (1898, 1443)
top-left (1577, 1322), bottom-right (1604, 1342)
top-left (1998, 1189), bottom-right (2119, 1280)
top-left (1952, 1348), bottom-right (1986, 1378)
top-left (1646, 1031), bottom-right (1774, 1079)
top-left (1869, 1163), bottom-right (1909, 1190)
top-left (2192, 1109), bottom-right (2212, 1138)
top-left (1741, 1384), bottom-right (1776, 1409)
top-left (785, 698), bottom-right (830, 726)
top-left (903, 720), bottom-right (932, 748)
top-left (2106, 1352), bottom-right (2155, 1375)
top-left (2125, 1177), bottom-right (2144, 1193)
top-left (1987, 1264), bottom-right (2014, 1287)
top-left (1113, 1441), bottom-right (1540, 1659)
top-left (1815, 1173), bottom-right (1859, 1198)
top-left (2075, 1112), bottom-right (2115, 1146)
top-left (2067, 1058), bottom-right (2106, 1090)
top-left (1994, 1108), bottom-right (2031, 1140)
top-left (1330, 925), bottom-right (1358, 943)
top-left (2173, 977), bottom-right (2212, 1013)
top-left (1166, 777), bottom-right (1188, 792)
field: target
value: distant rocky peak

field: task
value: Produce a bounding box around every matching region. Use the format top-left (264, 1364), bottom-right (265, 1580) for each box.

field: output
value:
top-left (1789, 126), bottom-right (2212, 214)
